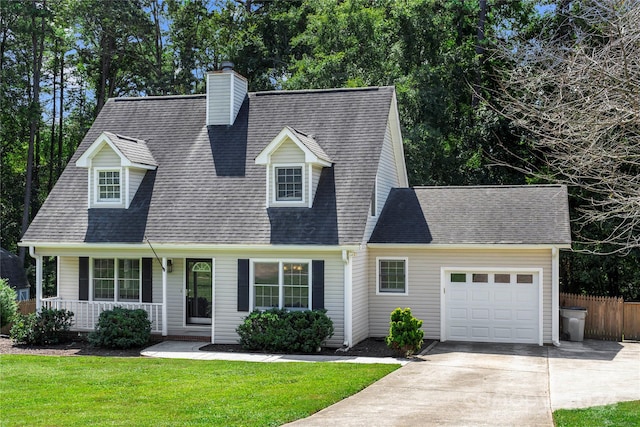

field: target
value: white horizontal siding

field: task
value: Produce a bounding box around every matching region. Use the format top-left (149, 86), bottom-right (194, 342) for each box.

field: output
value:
top-left (128, 168), bottom-right (146, 206)
top-left (367, 248), bottom-right (553, 343)
top-left (207, 73), bottom-right (232, 125)
top-left (363, 122), bottom-right (401, 242)
top-left (58, 257), bottom-right (78, 300)
top-left (351, 248), bottom-right (369, 345)
top-left (232, 74), bottom-right (247, 123)
top-left (271, 139), bottom-right (305, 163)
top-left (311, 165), bottom-right (323, 205)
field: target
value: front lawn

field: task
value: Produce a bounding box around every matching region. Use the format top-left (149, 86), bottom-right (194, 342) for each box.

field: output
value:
top-left (554, 400), bottom-right (640, 427)
top-left (0, 355), bottom-right (398, 426)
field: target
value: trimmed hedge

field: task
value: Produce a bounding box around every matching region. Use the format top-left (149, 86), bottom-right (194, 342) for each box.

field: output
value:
top-left (237, 309), bottom-right (334, 353)
top-left (10, 308), bottom-right (74, 345)
top-left (89, 307), bottom-right (151, 349)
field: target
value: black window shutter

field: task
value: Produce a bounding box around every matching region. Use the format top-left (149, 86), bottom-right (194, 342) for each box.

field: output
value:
top-left (237, 259), bottom-right (249, 311)
top-left (79, 257), bottom-right (89, 301)
top-left (312, 260), bottom-right (325, 310)
top-left (142, 258), bottom-right (153, 303)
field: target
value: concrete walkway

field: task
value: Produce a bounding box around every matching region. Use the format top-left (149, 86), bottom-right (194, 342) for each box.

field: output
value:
top-left (142, 340), bottom-right (640, 427)
top-left (141, 340), bottom-right (410, 365)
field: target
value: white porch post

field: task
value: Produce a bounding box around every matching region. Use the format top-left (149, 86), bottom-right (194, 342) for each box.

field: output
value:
top-left (162, 257), bottom-right (168, 336)
top-left (342, 250), bottom-right (353, 348)
top-left (552, 247), bottom-right (560, 346)
top-left (34, 249), bottom-right (43, 311)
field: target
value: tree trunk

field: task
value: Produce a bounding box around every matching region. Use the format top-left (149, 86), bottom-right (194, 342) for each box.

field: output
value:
top-left (472, 0), bottom-right (487, 108)
top-left (57, 51), bottom-right (64, 175)
top-left (49, 46), bottom-right (58, 192)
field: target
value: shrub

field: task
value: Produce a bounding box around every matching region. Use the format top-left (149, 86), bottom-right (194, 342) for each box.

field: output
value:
top-left (237, 309), bottom-right (334, 353)
top-left (89, 307), bottom-right (151, 349)
top-left (10, 308), bottom-right (74, 345)
top-left (385, 307), bottom-right (424, 357)
top-left (0, 278), bottom-right (18, 328)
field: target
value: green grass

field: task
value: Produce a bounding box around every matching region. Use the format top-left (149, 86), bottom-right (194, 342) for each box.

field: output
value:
top-left (553, 400), bottom-right (640, 427)
top-left (0, 355), bottom-right (398, 426)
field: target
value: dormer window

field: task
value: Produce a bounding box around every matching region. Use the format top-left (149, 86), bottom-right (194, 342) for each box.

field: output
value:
top-left (76, 132), bottom-right (157, 209)
top-left (256, 127), bottom-right (333, 208)
top-left (96, 169), bottom-right (121, 203)
top-left (275, 166), bottom-right (303, 201)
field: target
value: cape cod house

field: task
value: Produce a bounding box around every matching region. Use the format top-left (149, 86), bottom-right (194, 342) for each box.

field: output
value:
top-left (21, 65), bottom-right (571, 347)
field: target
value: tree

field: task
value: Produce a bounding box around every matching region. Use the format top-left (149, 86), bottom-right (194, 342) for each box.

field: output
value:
top-left (492, 0), bottom-right (640, 254)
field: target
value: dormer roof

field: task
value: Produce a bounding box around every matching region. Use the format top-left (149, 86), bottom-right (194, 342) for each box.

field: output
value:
top-left (75, 131), bottom-right (157, 169)
top-left (255, 126), bottom-right (333, 166)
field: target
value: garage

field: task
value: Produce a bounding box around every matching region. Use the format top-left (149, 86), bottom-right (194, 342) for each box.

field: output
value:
top-left (442, 269), bottom-right (542, 345)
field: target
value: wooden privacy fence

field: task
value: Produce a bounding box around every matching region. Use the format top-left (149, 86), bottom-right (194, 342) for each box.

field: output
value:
top-left (1, 298), bottom-right (36, 335)
top-left (560, 293), bottom-right (640, 341)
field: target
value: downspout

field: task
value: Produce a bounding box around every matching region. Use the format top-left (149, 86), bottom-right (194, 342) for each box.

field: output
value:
top-left (162, 257), bottom-right (168, 337)
top-left (552, 247), bottom-right (560, 346)
top-left (342, 249), bottom-right (353, 347)
top-left (29, 246), bottom-right (42, 312)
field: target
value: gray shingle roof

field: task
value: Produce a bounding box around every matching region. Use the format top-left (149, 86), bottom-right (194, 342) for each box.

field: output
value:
top-left (103, 132), bottom-right (157, 167)
top-left (286, 126), bottom-right (333, 164)
top-left (369, 185), bottom-right (571, 245)
top-left (22, 87), bottom-right (393, 245)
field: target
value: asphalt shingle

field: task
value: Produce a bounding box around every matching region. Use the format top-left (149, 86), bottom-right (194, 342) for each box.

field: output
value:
top-left (369, 186), bottom-right (571, 245)
top-left (22, 88), bottom-right (393, 245)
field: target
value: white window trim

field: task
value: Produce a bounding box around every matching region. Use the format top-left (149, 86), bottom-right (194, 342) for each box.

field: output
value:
top-left (376, 257), bottom-right (409, 296)
top-left (94, 167), bottom-right (123, 205)
top-left (249, 259), bottom-right (312, 311)
top-left (271, 163), bottom-right (306, 206)
top-left (90, 257), bottom-right (142, 303)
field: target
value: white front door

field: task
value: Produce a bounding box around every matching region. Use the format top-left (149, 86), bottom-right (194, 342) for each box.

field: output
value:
top-left (443, 270), bottom-right (541, 344)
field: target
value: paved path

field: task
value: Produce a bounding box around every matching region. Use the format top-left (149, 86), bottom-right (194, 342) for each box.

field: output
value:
top-left (143, 340), bottom-right (640, 426)
top-left (141, 340), bottom-right (409, 365)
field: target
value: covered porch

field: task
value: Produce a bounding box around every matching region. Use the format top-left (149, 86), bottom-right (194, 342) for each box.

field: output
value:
top-left (42, 297), bottom-right (164, 333)
top-left (31, 251), bottom-right (171, 336)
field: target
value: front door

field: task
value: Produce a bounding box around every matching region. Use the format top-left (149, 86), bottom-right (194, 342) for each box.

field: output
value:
top-left (186, 259), bottom-right (212, 325)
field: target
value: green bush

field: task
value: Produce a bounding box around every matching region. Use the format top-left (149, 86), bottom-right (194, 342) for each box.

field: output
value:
top-left (0, 278), bottom-right (18, 328)
top-left (89, 307), bottom-right (151, 349)
top-left (237, 309), bottom-right (334, 353)
top-left (385, 307), bottom-right (424, 357)
top-left (10, 308), bottom-right (74, 345)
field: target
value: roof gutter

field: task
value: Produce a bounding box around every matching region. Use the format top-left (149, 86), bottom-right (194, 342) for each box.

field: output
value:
top-left (366, 243), bottom-right (572, 250)
top-left (19, 241), bottom-right (361, 255)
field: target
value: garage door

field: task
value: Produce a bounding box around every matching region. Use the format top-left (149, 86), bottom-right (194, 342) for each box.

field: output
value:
top-left (443, 270), bottom-right (540, 344)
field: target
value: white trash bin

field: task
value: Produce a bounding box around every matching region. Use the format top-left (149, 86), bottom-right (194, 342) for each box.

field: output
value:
top-left (560, 307), bottom-right (587, 341)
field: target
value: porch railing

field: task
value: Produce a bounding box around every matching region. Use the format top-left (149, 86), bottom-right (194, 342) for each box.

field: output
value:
top-left (41, 297), bottom-right (163, 333)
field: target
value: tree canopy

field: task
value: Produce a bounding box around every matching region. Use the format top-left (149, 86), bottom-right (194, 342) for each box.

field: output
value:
top-left (1, 0), bottom-right (637, 299)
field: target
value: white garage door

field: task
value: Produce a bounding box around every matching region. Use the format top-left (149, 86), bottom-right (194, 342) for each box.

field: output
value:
top-left (443, 270), bottom-right (540, 344)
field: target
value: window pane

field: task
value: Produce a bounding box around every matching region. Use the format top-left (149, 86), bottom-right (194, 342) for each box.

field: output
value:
top-left (255, 285), bottom-right (279, 308)
top-left (379, 260), bottom-right (406, 293)
top-left (276, 167), bottom-right (302, 201)
top-left (472, 274), bottom-right (488, 283)
top-left (118, 259), bottom-right (140, 301)
top-left (495, 274), bottom-right (511, 284)
top-left (98, 170), bottom-right (120, 201)
top-left (283, 263), bottom-right (309, 309)
top-left (517, 274), bottom-right (534, 284)
top-left (94, 259), bottom-right (115, 300)
top-left (254, 263), bottom-right (279, 284)
top-left (450, 273), bottom-right (466, 283)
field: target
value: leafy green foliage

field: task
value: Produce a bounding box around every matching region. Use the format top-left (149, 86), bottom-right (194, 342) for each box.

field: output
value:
top-left (10, 308), bottom-right (74, 345)
top-left (237, 308), bottom-right (334, 353)
top-left (88, 307), bottom-right (151, 349)
top-left (385, 307), bottom-right (424, 357)
top-left (0, 279), bottom-right (18, 328)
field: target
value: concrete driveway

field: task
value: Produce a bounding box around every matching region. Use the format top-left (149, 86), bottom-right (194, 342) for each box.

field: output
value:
top-left (286, 340), bottom-right (640, 427)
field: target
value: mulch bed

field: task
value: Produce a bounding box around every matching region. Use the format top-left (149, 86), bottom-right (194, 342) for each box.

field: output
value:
top-left (201, 337), bottom-right (435, 358)
top-left (1, 335), bottom-right (434, 358)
